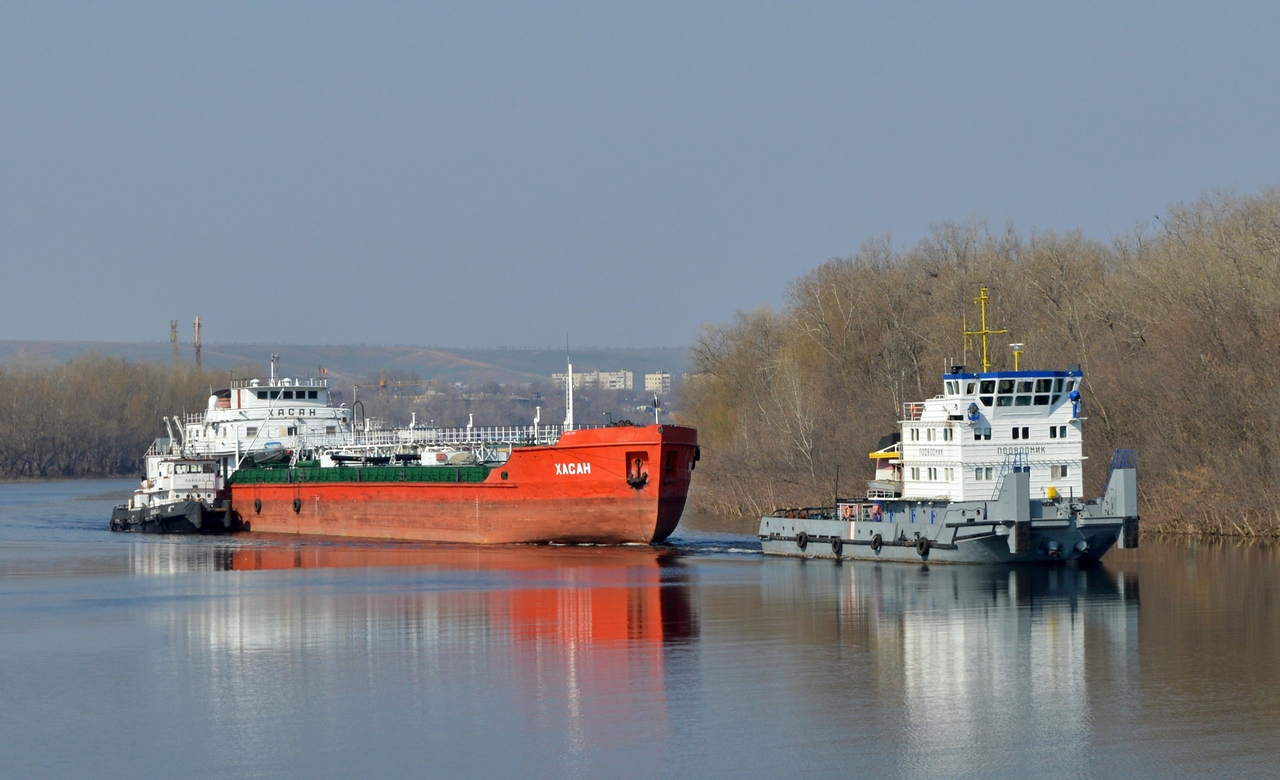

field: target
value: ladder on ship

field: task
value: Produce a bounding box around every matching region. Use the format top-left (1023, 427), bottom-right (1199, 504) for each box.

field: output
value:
top-left (990, 451), bottom-right (1029, 501)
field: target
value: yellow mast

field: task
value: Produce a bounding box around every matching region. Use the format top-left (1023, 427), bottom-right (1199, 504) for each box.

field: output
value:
top-left (963, 287), bottom-right (1007, 373)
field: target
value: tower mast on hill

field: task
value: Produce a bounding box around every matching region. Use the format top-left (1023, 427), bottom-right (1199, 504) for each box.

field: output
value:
top-left (963, 287), bottom-right (1008, 373)
top-left (170, 321), bottom-right (179, 364)
top-left (193, 316), bottom-right (202, 369)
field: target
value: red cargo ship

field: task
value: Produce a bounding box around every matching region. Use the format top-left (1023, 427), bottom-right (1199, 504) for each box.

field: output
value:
top-left (229, 423), bottom-right (698, 544)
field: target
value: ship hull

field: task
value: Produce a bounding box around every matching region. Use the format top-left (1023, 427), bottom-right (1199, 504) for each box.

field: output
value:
top-left (110, 499), bottom-right (234, 534)
top-left (230, 425), bottom-right (698, 544)
top-left (758, 467), bottom-right (1140, 565)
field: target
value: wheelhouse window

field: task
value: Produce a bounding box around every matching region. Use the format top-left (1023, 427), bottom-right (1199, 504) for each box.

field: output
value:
top-left (973, 426), bottom-right (991, 440)
top-left (996, 396), bottom-right (1013, 407)
top-left (283, 391), bottom-right (294, 399)
top-left (256, 391), bottom-right (267, 399)
top-left (1017, 381), bottom-right (1033, 393)
top-left (980, 380), bottom-right (996, 394)
top-left (308, 391), bottom-right (318, 399)
top-left (997, 380), bottom-right (1015, 394)
top-left (1015, 396), bottom-right (1032, 406)
top-left (980, 396), bottom-right (994, 407)
top-left (965, 382), bottom-right (975, 394)
top-left (1035, 378), bottom-right (1053, 393)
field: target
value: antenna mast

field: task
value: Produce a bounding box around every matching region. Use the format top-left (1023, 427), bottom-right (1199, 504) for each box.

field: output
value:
top-left (563, 335), bottom-right (574, 431)
top-left (170, 321), bottom-right (179, 364)
top-left (962, 287), bottom-right (1008, 373)
top-left (193, 316), bottom-right (202, 368)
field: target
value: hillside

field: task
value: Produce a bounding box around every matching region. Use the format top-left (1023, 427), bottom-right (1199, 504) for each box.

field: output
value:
top-left (0, 341), bottom-right (689, 385)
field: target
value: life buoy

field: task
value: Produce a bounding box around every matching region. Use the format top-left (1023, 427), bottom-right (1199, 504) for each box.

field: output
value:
top-left (292, 497), bottom-right (302, 513)
top-left (870, 534), bottom-right (882, 552)
top-left (796, 531), bottom-right (808, 551)
top-left (253, 498), bottom-right (262, 514)
top-left (831, 537), bottom-right (843, 556)
top-left (916, 537), bottom-right (931, 557)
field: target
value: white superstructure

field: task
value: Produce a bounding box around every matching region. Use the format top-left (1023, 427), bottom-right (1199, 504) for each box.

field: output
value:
top-left (166, 372), bottom-right (352, 478)
top-left (891, 369), bottom-right (1085, 501)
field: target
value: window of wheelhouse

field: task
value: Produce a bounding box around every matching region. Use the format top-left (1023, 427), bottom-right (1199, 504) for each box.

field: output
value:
top-left (979, 379), bottom-right (995, 407)
top-left (996, 379), bottom-right (1014, 406)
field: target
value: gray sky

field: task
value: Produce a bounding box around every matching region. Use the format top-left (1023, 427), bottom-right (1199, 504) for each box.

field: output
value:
top-left (2, 2), bottom-right (1276, 347)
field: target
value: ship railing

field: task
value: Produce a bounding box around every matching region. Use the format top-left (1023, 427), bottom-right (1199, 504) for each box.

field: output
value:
top-left (902, 402), bottom-right (925, 421)
top-left (175, 423), bottom-right (610, 459)
top-left (229, 377), bottom-right (330, 389)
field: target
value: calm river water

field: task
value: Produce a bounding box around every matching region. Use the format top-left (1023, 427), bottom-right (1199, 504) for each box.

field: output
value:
top-left (1, 479), bottom-right (1277, 779)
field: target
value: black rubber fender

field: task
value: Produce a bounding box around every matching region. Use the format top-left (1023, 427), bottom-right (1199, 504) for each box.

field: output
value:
top-left (292, 497), bottom-right (302, 514)
top-left (870, 533), bottom-right (882, 552)
top-left (796, 531), bottom-right (808, 551)
top-left (916, 536), bottom-right (931, 557)
top-left (253, 498), bottom-right (261, 514)
top-left (831, 537), bottom-right (843, 556)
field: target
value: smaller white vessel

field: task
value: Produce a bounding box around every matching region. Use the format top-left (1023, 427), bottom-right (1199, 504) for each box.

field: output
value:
top-left (758, 288), bottom-right (1139, 564)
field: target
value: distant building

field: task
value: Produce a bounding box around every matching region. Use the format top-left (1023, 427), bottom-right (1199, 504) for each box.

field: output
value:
top-left (552, 370), bottom-right (634, 391)
top-left (644, 371), bottom-right (671, 394)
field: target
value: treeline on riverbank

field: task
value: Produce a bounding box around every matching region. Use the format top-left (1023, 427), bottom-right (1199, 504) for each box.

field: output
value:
top-left (678, 190), bottom-right (1280, 537)
top-left (0, 356), bottom-right (219, 479)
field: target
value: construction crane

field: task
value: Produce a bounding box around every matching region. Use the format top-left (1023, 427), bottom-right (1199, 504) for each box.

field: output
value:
top-left (379, 368), bottom-right (425, 398)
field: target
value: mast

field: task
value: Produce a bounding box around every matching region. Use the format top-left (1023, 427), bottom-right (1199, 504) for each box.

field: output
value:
top-left (193, 316), bottom-right (202, 369)
top-left (564, 358), bottom-right (574, 431)
top-left (963, 287), bottom-right (1008, 373)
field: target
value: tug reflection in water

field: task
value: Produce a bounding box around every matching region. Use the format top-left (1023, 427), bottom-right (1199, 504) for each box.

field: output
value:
top-left (752, 560), bottom-right (1139, 776)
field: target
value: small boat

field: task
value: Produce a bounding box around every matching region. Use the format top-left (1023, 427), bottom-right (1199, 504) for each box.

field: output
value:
top-left (109, 453), bottom-right (233, 534)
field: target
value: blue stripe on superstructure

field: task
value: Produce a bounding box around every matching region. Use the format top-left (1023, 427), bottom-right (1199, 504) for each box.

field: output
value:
top-left (943, 370), bottom-right (1081, 380)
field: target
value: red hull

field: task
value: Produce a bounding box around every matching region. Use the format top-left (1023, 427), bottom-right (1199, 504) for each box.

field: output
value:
top-left (231, 424), bottom-right (697, 544)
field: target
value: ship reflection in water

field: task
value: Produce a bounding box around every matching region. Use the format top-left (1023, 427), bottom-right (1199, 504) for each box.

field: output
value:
top-left (4, 484), bottom-right (1280, 778)
top-left (122, 538), bottom-right (698, 775)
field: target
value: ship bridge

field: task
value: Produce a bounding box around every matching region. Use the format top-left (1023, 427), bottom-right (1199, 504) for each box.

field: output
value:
top-left (175, 369), bottom-right (353, 479)
top-left (895, 366), bottom-right (1085, 502)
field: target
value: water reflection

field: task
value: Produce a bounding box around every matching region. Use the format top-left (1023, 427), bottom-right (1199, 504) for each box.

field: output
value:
top-left (746, 561), bottom-right (1139, 776)
top-left (5, 482), bottom-right (1280, 778)
top-left (121, 539), bottom-right (700, 774)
